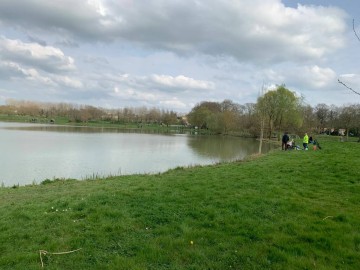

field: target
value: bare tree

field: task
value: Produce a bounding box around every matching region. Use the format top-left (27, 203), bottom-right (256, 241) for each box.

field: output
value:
top-left (338, 19), bottom-right (360, 96)
top-left (338, 79), bottom-right (360, 96)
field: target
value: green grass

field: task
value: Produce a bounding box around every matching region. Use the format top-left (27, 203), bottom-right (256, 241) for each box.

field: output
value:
top-left (0, 137), bottom-right (359, 269)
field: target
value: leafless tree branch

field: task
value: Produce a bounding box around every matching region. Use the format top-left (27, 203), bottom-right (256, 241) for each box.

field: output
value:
top-left (353, 19), bottom-right (360, 43)
top-left (338, 19), bottom-right (360, 96)
top-left (338, 79), bottom-right (360, 96)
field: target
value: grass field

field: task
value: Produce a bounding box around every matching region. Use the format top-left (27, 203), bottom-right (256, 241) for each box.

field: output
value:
top-left (0, 136), bottom-right (359, 269)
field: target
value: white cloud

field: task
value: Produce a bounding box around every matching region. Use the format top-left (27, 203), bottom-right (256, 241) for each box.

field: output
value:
top-left (0, 61), bottom-right (53, 85)
top-left (87, 0), bottom-right (108, 16)
top-left (24, 69), bottom-right (55, 86)
top-left (106, 73), bottom-right (214, 109)
top-left (112, 87), bottom-right (157, 102)
top-left (0, 61), bottom-right (26, 78)
top-left (160, 98), bottom-right (187, 109)
top-left (53, 75), bottom-right (83, 89)
top-left (106, 1), bottom-right (346, 63)
top-left (0, 1), bottom-right (347, 63)
top-left (0, 60), bottom-right (82, 90)
top-left (292, 65), bottom-right (337, 89)
top-left (339, 73), bottom-right (356, 79)
top-left (150, 75), bottom-right (215, 90)
top-left (308, 65), bottom-right (337, 88)
top-left (262, 65), bottom-right (337, 91)
top-left (0, 36), bottom-right (83, 91)
top-left (108, 73), bottom-right (214, 93)
top-left (0, 36), bottom-right (76, 73)
top-left (111, 86), bottom-right (188, 110)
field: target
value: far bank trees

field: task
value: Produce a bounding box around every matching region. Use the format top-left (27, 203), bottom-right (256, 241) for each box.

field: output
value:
top-left (187, 100), bottom-right (245, 134)
top-left (1, 96), bottom-right (359, 139)
top-left (0, 100), bottom-right (181, 126)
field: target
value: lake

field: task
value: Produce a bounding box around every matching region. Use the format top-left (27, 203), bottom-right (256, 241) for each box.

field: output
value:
top-left (0, 121), bottom-right (275, 186)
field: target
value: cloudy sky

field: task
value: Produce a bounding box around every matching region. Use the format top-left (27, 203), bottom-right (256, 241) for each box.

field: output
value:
top-left (0, 0), bottom-right (359, 112)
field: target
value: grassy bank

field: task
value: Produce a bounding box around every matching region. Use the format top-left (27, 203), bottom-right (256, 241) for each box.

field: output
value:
top-left (0, 137), bottom-right (359, 269)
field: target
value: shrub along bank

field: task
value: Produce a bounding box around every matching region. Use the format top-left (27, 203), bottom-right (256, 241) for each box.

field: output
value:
top-left (0, 137), bottom-right (359, 269)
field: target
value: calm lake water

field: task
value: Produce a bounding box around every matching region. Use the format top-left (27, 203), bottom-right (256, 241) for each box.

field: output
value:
top-left (0, 122), bottom-right (274, 186)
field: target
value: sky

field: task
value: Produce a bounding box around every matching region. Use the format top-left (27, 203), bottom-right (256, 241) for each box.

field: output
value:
top-left (0, 0), bottom-right (360, 113)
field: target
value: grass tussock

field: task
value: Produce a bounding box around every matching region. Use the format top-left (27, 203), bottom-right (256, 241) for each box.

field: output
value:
top-left (0, 136), bottom-right (359, 269)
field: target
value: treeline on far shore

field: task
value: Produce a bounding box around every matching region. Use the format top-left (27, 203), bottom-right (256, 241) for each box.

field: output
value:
top-left (1, 85), bottom-right (360, 140)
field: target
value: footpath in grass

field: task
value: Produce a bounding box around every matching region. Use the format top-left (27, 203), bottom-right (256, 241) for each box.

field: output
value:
top-left (0, 137), bottom-right (359, 269)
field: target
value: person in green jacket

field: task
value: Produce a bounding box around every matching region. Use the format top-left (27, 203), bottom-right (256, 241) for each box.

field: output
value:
top-left (303, 133), bottom-right (309, 150)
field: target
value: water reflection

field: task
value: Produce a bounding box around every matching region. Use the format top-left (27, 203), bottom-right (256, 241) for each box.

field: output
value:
top-left (188, 135), bottom-right (273, 160)
top-left (1, 124), bottom-right (177, 134)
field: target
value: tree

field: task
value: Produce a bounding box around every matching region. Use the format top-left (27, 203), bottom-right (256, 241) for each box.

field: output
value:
top-left (240, 103), bottom-right (258, 136)
top-left (314, 103), bottom-right (329, 133)
top-left (219, 100), bottom-right (240, 134)
top-left (328, 105), bottom-right (340, 134)
top-left (338, 104), bottom-right (360, 140)
top-left (187, 101), bottom-right (221, 129)
top-left (161, 110), bottom-right (178, 126)
top-left (146, 108), bottom-right (161, 124)
top-left (300, 105), bottom-right (316, 133)
top-left (187, 100), bottom-right (243, 134)
top-left (256, 85), bottom-right (302, 139)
